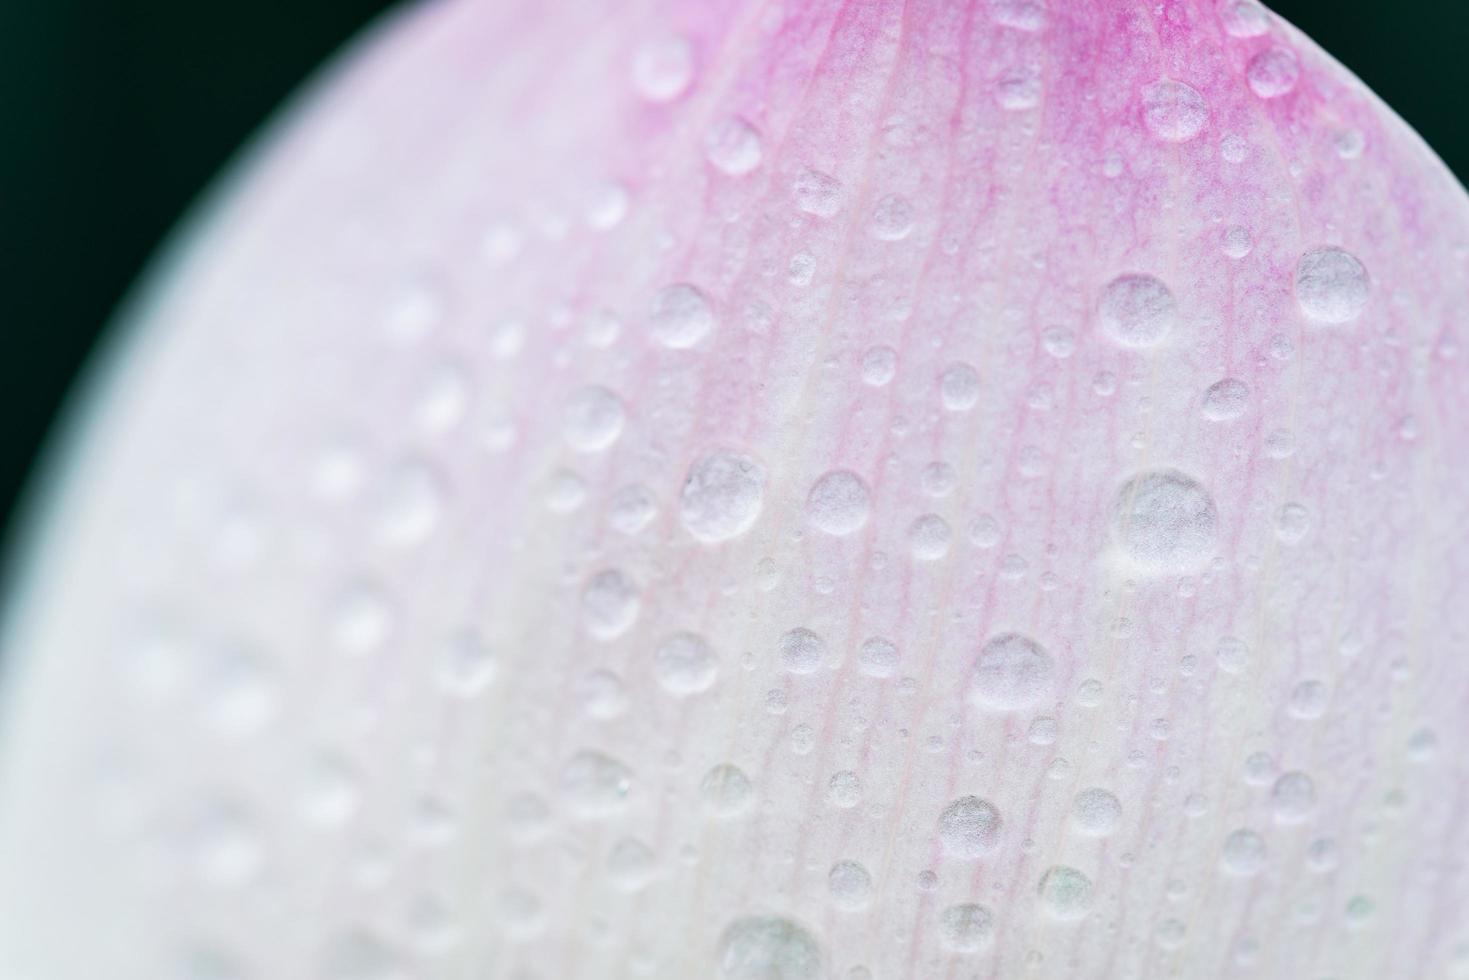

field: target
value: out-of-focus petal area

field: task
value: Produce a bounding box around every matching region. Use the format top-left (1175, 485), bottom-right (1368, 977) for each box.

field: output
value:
top-left (2, 0), bottom-right (1468, 977)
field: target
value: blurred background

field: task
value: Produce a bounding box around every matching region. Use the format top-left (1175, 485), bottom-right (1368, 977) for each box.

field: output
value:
top-left (0, 0), bottom-right (1465, 557)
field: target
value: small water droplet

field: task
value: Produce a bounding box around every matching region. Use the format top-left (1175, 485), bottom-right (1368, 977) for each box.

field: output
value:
top-left (860, 346), bottom-right (897, 386)
top-left (1295, 246), bottom-right (1369, 323)
top-left (582, 568), bottom-right (640, 640)
top-left (1247, 46), bottom-right (1300, 99)
top-left (717, 916), bottom-right (822, 979)
top-left (939, 903), bottom-right (995, 952)
top-left (970, 632), bottom-right (1053, 710)
top-left (1113, 469), bottom-right (1218, 572)
top-left (561, 750), bottom-right (633, 818)
top-left (681, 451), bottom-right (766, 542)
top-left (1098, 273), bottom-right (1177, 348)
top-left (1142, 79), bottom-right (1208, 142)
top-left (700, 764), bottom-right (755, 818)
top-left (654, 631), bottom-right (718, 696)
top-left (828, 860), bottom-right (873, 909)
top-left (632, 35), bottom-right (694, 102)
top-left (1201, 378), bottom-right (1250, 421)
top-left (827, 770), bottom-right (863, 808)
top-left (793, 169), bottom-right (843, 218)
top-left (561, 385), bottom-right (625, 453)
top-left (706, 116), bottom-right (763, 176)
top-left (938, 796), bottom-right (1002, 859)
top-left (805, 470), bottom-right (871, 536)
top-left (939, 362), bottom-right (982, 410)
top-left (649, 283), bottom-right (716, 348)
top-left (778, 627), bottom-right (826, 674)
top-left (1038, 866), bottom-right (1093, 920)
top-left (1072, 788), bottom-right (1122, 837)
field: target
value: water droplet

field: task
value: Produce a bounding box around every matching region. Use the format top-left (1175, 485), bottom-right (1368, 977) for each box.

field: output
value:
top-left (435, 630), bottom-right (497, 698)
top-left (778, 627), bottom-right (826, 674)
top-left (200, 645), bottom-right (276, 737)
top-left (828, 860), bottom-right (873, 909)
top-left (793, 169), bottom-right (843, 218)
top-left (1038, 866), bottom-right (1093, 920)
top-left (649, 283), bottom-right (716, 348)
top-left (300, 753), bottom-right (360, 827)
top-left (1072, 788), bottom-right (1122, 837)
top-left (717, 916), bottom-right (822, 980)
top-left (561, 750), bottom-right (633, 818)
top-left (1216, 635), bottom-right (1249, 673)
top-left (996, 66), bottom-right (1042, 110)
top-left (190, 802), bottom-right (263, 886)
top-left (654, 631), bottom-right (718, 696)
top-left (544, 469), bottom-right (587, 513)
top-left (577, 669), bottom-right (628, 719)
top-left (1142, 79), bottom-right (1208, 142)
top-left (681, 451), bottom-right (766, 542)
top-left (1287, 679), bottom-right (1329, 720)
top-left (827, 770), bottom-right (863, 808)
top-left (806, 470), bottom-right (871, 536)
top-left (1247, 46), bottom-right (1300, 99)
top-left (939, 362), bottom-right (982, 410)
top-left (1221, 828), bottom-right (1267, 876)
top-left (857, 636), bottom-right (899, 678)
top-left (1098, 273), bottom-right (1177, 348)
top-left (939, 903), bottom-right (995, 952)
top-left (1113, 469), bottom-right (1218, 572)
top-left (860, 346), bottom-right (897, 386)
top-left (705, 116), bottom-right (763, 176)
top-left (1201, 378), bottom-right (1250, 421)
top-left (320, 930), bottom-right (404, 980)
top-left (938, 796), bottom-right (1002, 859)
top-left (582, 568), bottom-right (640, 640)
top-left (1274, 502), bottom-right (1312, 544)
top-left (561, 385), bottom-right (625, 452)
top-left (1271, 771), bottom-right (1315, 824)
top-left (1221, 224), bottom-right (1253, 258)
top-left (1219, 0), bottom-right (1268, 36)
top-left (632, 35), bottom-right (694, 102)
top-left (907, 514), bottom-right (952, 561)
top-left (373, 458), bottom-right (444, 548)
top-left (1155, 917), bottom-right (1188, 949)
top-left (607, 837), bottom-right (656, 891)
top-left (609, 483), bottom-right (658, 535)
top-left (869, 194), bottom-right (915, 240)
top-left (700, 763), bottom-right (755, 818)
top-left (1295, 246), bottom-right (1369, 323)
top-left (970, 632), bottom-right (1053, 710)
top-left (330, 582), bottom-right (395, 655)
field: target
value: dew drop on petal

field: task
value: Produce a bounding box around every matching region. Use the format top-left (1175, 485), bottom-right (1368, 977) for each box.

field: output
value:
top-left (609, 483), bottom-right (658, 535)
top-left (1271, 771), bottom-right (1316, 824)
top-left (828, 861), bottom-right (873, 910)
top-left (860, 346), bottom-right (897, 386)
top-left (806, 470), bottom-right (872, 536)
top-left (700, 763), bottom-right (755, 818)
top-left (869, 194), bottom-right (915, 241)
top-left (717, 916), bottom-right (822, 980)
top-left (435, 630), bottom-right (497, 698)
top-left (907, 514), bottom-right (952, 561)
top-left (1219, 0), bottom-right (1269, 36)
top-left (649, 283), bottom-right (716, 348)
top-left (561, 750), bottom-right (633, 818)
top-left (1038, 866), bottom-right (1094, 920)
top-left (1221, 828), bottom-right (1267, 876)
top-left (1221, 225), bottom-right (1253, 258)
top-left (561, 385), bottom-right (625, 452)
top-left (631, 35), bottom-right (694, 103)
top-left (827, 770), bottom-right (863, 808)
top-left (653, 631), bottom-right (718, 696)
top-left (1113, 469), bottom-right (1219, 572)
top-left (1098, 273), bottom-right (1177, 348)
top-left (856, 636), bottom-right (900, 678)
top-left (939, 362), bottom-right (982, 410)
top-left (1201, 378), bottom-right (1250, 421)
top-left (1142, 79), bottom-right (1208, 142)
top-left (939, 903), bottom-right (995, 952)
top-left (581, 568), bottom-right (640, 640)
top-left (793, 169), bottom-right (843, 218)
top-left (970, 632), bottom-right (1053, 710)
top-left (1247, 46), bottom-right (1300, 99)
top-left (1295, 246), bottom-right (1369, 323)
top-left (1072, 788), bottom-right (1122, 837)
top-left (607, 837), bottom-right (656, 892)
top-left (1274, 502), bottom-right (1312, 544)
top-left (705, 116), bottom-right (763, 176)
top-left (778, 627), bottom-right (826, 675)
top-left (680, 451), bottom-right (765, 543)
top-left (938, 796), bottom-right (1002, 859)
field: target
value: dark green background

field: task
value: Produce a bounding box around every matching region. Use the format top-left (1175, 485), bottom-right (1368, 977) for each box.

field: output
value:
top-left (0, 0), bottom-right (1464, 549)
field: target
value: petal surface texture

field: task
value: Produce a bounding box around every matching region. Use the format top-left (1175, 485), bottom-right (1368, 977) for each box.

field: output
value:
top-left (3, 1), bottom-right (1469, 977)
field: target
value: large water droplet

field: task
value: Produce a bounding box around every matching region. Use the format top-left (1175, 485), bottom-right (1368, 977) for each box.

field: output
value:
top-left (681, 451), bottom-right (766, 542)
top-left (793, 169), bottom-right (843, 218)
top-left (805, 470), bottom-right (871, 536)
top-left (582, 568), bottom-right (640, 640)
top-left (939, 362), bottom-right (981, 410)
top-left (1038, 866), bottom-right (1094, 920)
top-left (700, 763), bottom-right (755, 818)
top-left (561, 750), bottom-right (633, 818)
top-left (1072, 788), bottom-right (1122, 837)
top-left (970, 632), bottom-right (1053, 710)
top-left (632, 35), bottom-right (694, 102)
top-left (1142, 79), bottom-right (1208, 142)
top-left (778, 627), bottom-right (826, 675)
top-left (938, 796), bottom-right (1002, 859)
top-left (1271, 771), bottom-right (1316, 824)
top-left (939, 903), bottom-right (995, 952)
top-left (1098, 273), bottom-right (1177, 348)
top-left (1113, 469), bottom-right (1218, 572)
top-left (1295, 246), bottom-right (1369, 323)
top-left (705, 116), bottom-right (763, 176)
top-left (1201, 378), bottom-right (1250, 421)
top-left (654, 631), bottom-right (718, 696)
top-left (717, 916), bottom-right (822, 980)
top-left (561, 385), bottom-right (625, 452)
top-left (650, 283), bottom-right (716, 348)
top-left (828, 860), bottom-right (873, 910)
